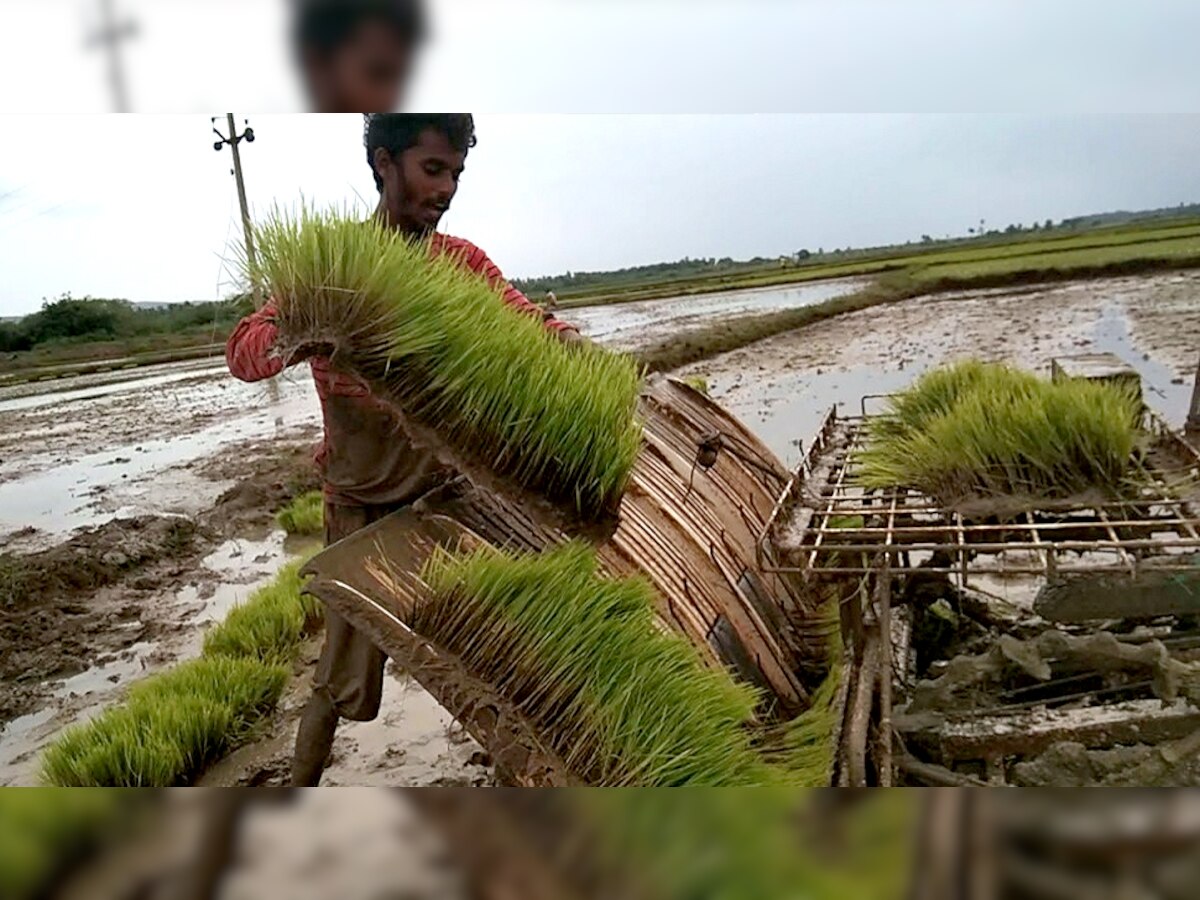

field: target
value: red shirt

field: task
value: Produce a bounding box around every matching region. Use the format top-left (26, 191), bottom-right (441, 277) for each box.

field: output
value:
top-left (226, 233), bottom-right (576, 506)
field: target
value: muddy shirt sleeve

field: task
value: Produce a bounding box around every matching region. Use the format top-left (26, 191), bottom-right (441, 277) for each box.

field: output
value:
top-left (226, 302), bottom-right (286, 382)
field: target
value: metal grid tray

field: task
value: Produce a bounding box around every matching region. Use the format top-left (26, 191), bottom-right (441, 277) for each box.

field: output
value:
top-left (759, 400), bottom-right (1200, 585)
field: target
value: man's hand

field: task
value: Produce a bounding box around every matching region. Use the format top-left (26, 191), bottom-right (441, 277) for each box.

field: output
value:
top-left (556, 327), bottom-right (594, 350)
top-left (286, 340), bottom-right (335, 365)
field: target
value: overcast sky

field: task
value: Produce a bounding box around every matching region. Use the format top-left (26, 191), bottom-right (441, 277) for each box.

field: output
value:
top-left (1, 113), bottom-right (1198, 316)
top-left (4, 1), bottom-right (1200, 113)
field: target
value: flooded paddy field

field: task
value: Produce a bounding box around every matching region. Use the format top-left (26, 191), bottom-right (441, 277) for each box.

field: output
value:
top-left (2, 271), bottom-right (1197, 785)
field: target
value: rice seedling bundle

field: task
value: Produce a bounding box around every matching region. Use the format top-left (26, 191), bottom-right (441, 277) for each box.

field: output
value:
top-left (42, 557), bottom-right (317, 786)
top-left (244, 206), bottom-right (643, 519)
top-left (41, 656), bottom-right (287, 787)
top-left (859, 360), bottom-right (1143, 507)
top-left (275, 490), bottom-right (324, 536)
top-left (413, 540), bottom-right (786, 786)
top-left (202, 557), bottom-right (321, 665)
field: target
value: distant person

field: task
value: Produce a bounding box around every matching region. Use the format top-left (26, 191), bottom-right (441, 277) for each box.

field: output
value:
top-left (226, 114), bottom-right (585, 786)
top-left (290, 0), bottom-right (426, 112)
top-left (545, 290), bottom-right (558, 311)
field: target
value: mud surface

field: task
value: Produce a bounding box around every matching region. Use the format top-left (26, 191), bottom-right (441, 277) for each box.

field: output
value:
top-left (565, 275), bottom-right (867, 351)
top-left (200, 654), bottom-right (492, 789)
top-left (0, 439), bottom-right (323, 785)
top-left (2, 271), bottom-right (1198, 787)
top-left (681, 272), bottom-right (1200, 464)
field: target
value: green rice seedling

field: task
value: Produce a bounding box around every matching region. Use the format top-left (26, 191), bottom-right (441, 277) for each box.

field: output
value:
top-left (867, 360), bottom-right (1040, 444)
top-left (0, 789), bottom-right (135, 900)
top-left (41, 554), bottom-right (316, 786)
top-left (859, 360), bottom-right (1143, 507)
top-left (202, 558), bottom-right (321, 664)
top-left (275, 490), bottom-right (324, 536)
top-left (415, 540), bottom-right (785, 786)
top-left (242, 205), bottom-right (644, 519)
top-left (681, 374), bottom-right (709, 395)
top-left (41, 656), bottom-right (287, 786)
top-left (774, 601), bottom-right (844, 787)
top-left (572, 789), bottom-right (915, 899)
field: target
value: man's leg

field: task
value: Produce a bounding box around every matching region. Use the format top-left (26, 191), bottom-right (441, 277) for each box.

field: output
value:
top-left (291, 686), bottom-right (339, 787)
top-left (290, 501), bottom-right (390, 787)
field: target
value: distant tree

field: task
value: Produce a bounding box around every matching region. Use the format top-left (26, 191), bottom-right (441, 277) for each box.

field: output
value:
top-left (795, 249), bottom-right (811, 260)
top-left (25, 294), bottom-right (134, 344)
top-left (1044, 218), bottom-right (1053, 230)
top-left (0, 320), bottom-right (34, 352)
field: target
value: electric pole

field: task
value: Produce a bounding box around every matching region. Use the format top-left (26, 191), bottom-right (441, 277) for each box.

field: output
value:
top-left (212, 115), bottom-right (259, 292)
top-left (86, 0), bottom-right (137, 112)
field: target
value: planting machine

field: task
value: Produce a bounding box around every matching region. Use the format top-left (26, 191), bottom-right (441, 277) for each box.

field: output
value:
top-left (301, 355), bottom-right (1200, 787)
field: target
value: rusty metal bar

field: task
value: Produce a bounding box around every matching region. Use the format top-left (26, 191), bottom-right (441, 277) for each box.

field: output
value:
top-left (955, 512), bottom-right (968, 588)
top-left (794, 560), bottom-right (1200, 576)
top-left (877, 559), bottom-right (894, 787)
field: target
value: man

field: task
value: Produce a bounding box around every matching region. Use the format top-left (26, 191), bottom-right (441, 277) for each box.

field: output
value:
top-left (291, 0), bottom-right (426, 112)
top-left (226, 114), bottom-right (584, 786)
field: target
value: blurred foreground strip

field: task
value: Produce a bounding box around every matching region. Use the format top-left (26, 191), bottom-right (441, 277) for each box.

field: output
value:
top-left (6, 788), bottom-right (1200, 900)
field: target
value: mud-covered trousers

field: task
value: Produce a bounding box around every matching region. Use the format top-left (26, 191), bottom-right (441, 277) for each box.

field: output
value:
top-left (291, 501), bottom-right (403, 786)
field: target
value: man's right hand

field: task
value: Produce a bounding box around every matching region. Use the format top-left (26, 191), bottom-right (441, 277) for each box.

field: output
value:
top-left (287, 340), bottom-right (335, 365)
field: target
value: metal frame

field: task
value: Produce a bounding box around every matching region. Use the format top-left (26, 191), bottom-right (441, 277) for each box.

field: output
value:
top-left (757, 402), bottom-right (1200, 586)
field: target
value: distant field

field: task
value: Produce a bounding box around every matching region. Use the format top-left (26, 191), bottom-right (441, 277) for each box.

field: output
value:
top-left (558, 217), bottom-right (1200, 307)
top-left (4, 218), bottom-right (1200, 383)
top-left (913, 233), bottom-right (1200, 282)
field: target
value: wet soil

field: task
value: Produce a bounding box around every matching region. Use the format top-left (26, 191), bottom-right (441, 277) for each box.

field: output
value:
top-left (2, 270), bottom-right (1198, 787)
top-left (681, 272), bottom-right (1200, 464)
top-left (0, 439), bottom-right (322, 785)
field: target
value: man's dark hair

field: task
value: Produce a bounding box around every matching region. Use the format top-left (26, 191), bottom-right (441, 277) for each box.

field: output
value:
top-left (363, 114), bottom-right (477, 191)
top-left (292, 0), bottom-right (426, 57)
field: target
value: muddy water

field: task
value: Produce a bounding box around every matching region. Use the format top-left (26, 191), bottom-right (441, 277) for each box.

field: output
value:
top-left (2, 271), bottom-right (1197, 787)
top-left (682, 273), bottom-right (1200, 465)
top-left (0, 370), bottom-right (318, 544)
top-left (0, 529), bottom-right (304, 786)
top-left (0, 278), bottom-right (862, 545)
top-left (565, 276), bottom-right (869, 349)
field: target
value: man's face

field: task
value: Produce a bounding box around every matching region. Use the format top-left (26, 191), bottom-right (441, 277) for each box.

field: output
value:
top-left (375, 129), bottom-right (466, 235)
top-left (304, 19), bottom-right (413, 112)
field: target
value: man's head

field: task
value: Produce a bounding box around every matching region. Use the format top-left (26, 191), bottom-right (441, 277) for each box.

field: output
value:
top-left (292, 0), bottom-right (425, 112)
top-left (364, 114), bottom-right (477, 236)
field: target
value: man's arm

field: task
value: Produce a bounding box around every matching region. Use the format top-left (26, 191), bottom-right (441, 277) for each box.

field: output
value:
top-left (226, 303), bottom-right (287, 382)
top-left (441, 238), bottom-right (582, 338)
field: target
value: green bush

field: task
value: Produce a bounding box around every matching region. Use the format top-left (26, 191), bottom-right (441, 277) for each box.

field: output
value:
top-left (0, 789), bottom-right (135, 900)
